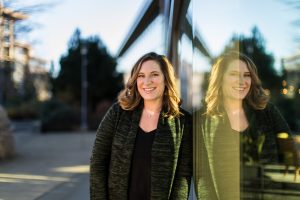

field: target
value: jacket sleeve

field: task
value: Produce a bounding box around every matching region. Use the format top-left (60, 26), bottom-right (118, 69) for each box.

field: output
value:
top-left (259, 103), bottom-right (291, 163)
top-left (170, 112), bottom-right (193, 199)
top-left (90, 103), bottom-right (119, 200)
top-left (267, 103), bottom-right (291, 135)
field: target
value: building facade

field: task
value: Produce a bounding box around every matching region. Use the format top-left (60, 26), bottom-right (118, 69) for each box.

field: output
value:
top-left (0, 5), bottom-right (50, 104)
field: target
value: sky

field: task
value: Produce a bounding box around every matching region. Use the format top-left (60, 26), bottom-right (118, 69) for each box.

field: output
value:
top-left (24, 0), bottom-right (146, 73)
top-left (195, 0), bottom-right (299, 60)
top-left (19, 0), bottom-right (300, 74)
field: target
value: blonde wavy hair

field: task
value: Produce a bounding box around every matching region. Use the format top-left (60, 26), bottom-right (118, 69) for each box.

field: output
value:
top-left (205, 51), bottom-right (269, 116)
top-left (118, 52), bottom-right (181, 117)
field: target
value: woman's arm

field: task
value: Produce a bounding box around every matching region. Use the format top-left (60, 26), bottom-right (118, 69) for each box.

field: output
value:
top-left (90, 103), bottom-right (119, 200)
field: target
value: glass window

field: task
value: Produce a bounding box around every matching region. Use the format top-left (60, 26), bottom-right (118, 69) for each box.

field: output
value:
top-left (4, 35), bottom-right (10, 43)
top-left (117, 15), bottom-right (164, 82)
top-left (3, 19), bottom-right (10, 33)
top-left (3, 47), bottom-right (9, 57)
top-left (193, 0), bottom-right (300, 199)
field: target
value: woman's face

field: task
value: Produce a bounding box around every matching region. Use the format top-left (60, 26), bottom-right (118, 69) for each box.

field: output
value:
top-left (222, 59), bottom-right (251, 101)
top-left (137, 60), bottom-right (165, 104)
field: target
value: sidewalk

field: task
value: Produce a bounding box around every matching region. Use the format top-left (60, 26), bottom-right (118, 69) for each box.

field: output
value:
top-left (2, 131), bottom-right (300, 200)
top-left (0, 131), bottom-right (95, 200)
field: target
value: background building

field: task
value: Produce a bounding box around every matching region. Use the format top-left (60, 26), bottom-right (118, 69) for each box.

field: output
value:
top-left (0, 5), bottom-right (49, 105)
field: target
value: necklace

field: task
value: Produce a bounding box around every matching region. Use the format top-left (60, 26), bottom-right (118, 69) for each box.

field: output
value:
top-left (144, 109), bottom-right (160, 118)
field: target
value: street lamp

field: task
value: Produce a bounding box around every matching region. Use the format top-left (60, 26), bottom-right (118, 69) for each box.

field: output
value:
top-left (80, 42), bottom-right (88, 132)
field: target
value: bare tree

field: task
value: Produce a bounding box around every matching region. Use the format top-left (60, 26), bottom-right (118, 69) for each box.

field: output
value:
top-left (2, 0), bottom-right (57, 37)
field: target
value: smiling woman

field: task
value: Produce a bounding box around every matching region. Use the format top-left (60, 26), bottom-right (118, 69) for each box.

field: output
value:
top-left (222, 59), bottom-right (251, 102)
top-left (137, 60), bottom-right (165, 104)
top-left (90, 52), bottom-right (192, 200)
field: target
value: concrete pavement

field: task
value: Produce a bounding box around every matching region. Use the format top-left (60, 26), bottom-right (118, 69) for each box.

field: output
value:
top-left (3, 130), bottom-right (300, 200)
top-left (0, 131), bottom-right (95, 200)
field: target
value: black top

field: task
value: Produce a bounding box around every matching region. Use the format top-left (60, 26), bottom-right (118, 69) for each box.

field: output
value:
top-left (128, 127), bottom-right (156, 200)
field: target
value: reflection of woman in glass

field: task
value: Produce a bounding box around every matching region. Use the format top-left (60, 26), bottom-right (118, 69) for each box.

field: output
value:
top-left (90, 52), bottom-right (192, 200)
top-left (194, 51), bottom-right (290, 199)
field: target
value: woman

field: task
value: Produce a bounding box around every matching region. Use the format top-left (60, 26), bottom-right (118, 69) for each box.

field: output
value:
top-left (194, 51), bottom-right (290, 199)
top-left (90, 52), bottom-right (192, 200)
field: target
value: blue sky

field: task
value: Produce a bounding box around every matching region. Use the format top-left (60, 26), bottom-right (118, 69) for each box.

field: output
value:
top-left (25, 0), bottom-right (299, 73)
top-left (27, 0), bottom-right (145, 72)
top-left (195, 0), bottom-right (299, 59)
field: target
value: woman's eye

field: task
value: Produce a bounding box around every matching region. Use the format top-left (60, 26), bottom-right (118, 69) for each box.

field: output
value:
top-left (229, 72), bottom-right (239, 76)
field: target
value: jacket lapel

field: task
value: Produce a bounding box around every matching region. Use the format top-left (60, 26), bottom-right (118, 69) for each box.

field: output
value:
top-left (151, 115), bottom-right (177, 199)
top-left (109, 107), bottom-right (142, 198)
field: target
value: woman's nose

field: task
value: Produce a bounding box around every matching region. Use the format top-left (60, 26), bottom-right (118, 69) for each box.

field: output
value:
top-left (144, 76), bottom-right (152, 84)
top-left (239, 75), bottom-right (245, 83)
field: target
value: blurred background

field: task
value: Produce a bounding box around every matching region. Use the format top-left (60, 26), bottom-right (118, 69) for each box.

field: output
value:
top-left (0, 0), bottom-right (300, 199)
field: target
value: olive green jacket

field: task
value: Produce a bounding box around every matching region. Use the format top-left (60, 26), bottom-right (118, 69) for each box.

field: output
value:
top-left (90, 103), bottom-right (192, 200)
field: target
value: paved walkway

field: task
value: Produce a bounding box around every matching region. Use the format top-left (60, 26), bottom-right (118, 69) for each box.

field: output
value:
top-left (0, 131), bottom-right (95, 200)
top-left (1, 130), bottom-right (300, 200)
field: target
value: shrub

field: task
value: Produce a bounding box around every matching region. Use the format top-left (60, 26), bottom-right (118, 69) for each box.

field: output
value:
top-left (40, 99), bottom-right (80, 132)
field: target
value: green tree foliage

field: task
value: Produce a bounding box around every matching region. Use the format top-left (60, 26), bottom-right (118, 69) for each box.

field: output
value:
top-left (52, 28), bottom-right (123, 118)
top-left (221, 27), bottom-right (282, 94)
